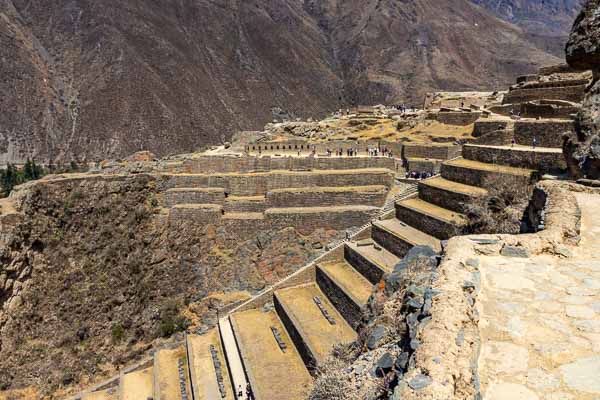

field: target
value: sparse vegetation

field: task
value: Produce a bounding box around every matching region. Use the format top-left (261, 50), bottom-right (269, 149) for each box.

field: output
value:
top-left (464, 176), bottom-right (531, 234)
top-left (157, 301), bottom-right (190, 338)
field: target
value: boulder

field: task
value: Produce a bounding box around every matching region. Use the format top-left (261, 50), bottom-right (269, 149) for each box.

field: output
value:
top-left (564, 0), bottom-right (600, 179)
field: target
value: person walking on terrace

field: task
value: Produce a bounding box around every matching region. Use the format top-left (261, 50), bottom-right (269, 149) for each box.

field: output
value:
top-left (532, 136), bottom-right (537, 149)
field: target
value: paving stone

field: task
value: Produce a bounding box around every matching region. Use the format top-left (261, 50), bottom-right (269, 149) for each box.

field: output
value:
top-left (575, 319), bottom-right (600, 333)
top-left (525, 368), bottom-right (559, 390)
top-left (566, 305), bottom-right (596, 319)
top-left (506, 316), bottom-right (526, 338)
top-left (481, 341), bottom-right (529, 374)
top-left (408, 374), bottom-right (432, 390)
top-left (500, 245), bottom-right (530, 258)
top-left (546, 393), bottom-right (574, 400)
top-left (583, 278), bottom-right (600, 289)
top-left (559, 295), bottom-right (592, 304)
top-left (559, 355), bottom-right (600, 394)
top-left (592, 302), bottom-right (600, 313)
top-left (486, 383), bottom-right (539, 400)
top-left (566, 286), bottom-right (597, 296)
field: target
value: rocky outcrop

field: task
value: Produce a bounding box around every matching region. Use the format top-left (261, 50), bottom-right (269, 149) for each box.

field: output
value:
top-left (564, 0), bottom-right (600, 179)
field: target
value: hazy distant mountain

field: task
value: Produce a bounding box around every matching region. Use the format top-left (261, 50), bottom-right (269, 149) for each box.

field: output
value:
top-left (0, 0), bottom-right (573, 162)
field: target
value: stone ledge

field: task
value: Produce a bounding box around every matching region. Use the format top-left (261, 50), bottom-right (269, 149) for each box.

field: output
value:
top-left (396, 180), bottom-right (599, 400)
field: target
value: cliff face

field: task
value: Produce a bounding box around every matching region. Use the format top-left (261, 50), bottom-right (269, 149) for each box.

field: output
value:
top-left (564, 0), bottom-right (600, 179)
top-left (0, 0), bottom-right (568, 163)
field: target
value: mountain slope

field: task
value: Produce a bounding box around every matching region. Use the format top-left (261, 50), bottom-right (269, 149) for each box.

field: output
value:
top-left (0, 0), bottom-right (569, 162)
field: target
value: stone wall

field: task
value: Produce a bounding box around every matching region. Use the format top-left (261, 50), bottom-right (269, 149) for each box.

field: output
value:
top-left (182, 155), bottom-right (397, 174)
top-left (469, 129), bottom-right (514, 146)
top-left (427, 111), bottom-right (481, 126)
top-left (441, 163), bottom-right (536, 189)
top-left (402, 144), bottom-right (461, 160)
top-left (266, 186), bottom-right (388, 208)
top-left (503, 84), bottom-right (586, 105)
top-left (521, 102), bottom-right (579, 119)
top-left (472, 120), bottom-right (511, 137)
top-left (514, 119), bottom-right (576, 148)
top-left (167, 204), bottom-right (223, 225)
top-left (418, 182), bottom-right (475, 213)
top-left (223, 197), bottom-right (267, 213)
top-left (245, 140), bottom-right (403, 158)
top-left (395, 202), bottom-right (463, 240)
top-left (159, 169), bottom-right (394, 196)
top-left (162, 188), bottom-right (225, 207)
top-left (265, 206), bottom-right (379, 235)
top-left (462, 144), bottom-right (567, 173)
top-left (405, 159), bottom-right (442, 173)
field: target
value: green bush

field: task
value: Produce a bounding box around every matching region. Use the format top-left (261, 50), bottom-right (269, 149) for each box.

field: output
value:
top-left (111, 323), bottom-right (125, 343)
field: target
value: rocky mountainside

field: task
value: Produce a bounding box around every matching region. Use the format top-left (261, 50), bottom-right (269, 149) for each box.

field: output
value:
top-left (0, 0), bottom-right (573, 163)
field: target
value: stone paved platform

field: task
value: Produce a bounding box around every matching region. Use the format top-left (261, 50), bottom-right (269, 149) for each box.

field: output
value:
top-left (478, 193), bottom-right (600, 400)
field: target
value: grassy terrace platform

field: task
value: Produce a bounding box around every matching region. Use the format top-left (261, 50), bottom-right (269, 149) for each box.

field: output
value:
top-left (274, 283), bottom-right (357, 365)
top-left (230, 310), bottom-right (312, 400)
top-left (188, 330), bottom-right (234, 400)
top-left (443, 158), bottom-right (535, 176)
top-left (81, 388), bottom-right (118, 400)
top-left (419, 176), bottom-right (488, 196)
top-left (397, 197), bottom-right (467, 224)
top-left (372, 218), bottom-right (442, 253)
top-left (154, 346), bottom-right (192, 400)
top-left (317, 260), bottom-right (373, 307)
top-left (121, 367), bottom-right (153, 400)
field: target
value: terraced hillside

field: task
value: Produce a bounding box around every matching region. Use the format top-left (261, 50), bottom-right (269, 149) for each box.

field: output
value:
top-left (71, 114), bottom-right (571, 400)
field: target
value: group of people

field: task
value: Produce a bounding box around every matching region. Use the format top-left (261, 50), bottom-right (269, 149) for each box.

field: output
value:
top-left (238, 383), bottom-right (253, 399)
top-left (323, 147), bottom-right (394, 157)
top-left (405, 171), bottom-right (433, 180)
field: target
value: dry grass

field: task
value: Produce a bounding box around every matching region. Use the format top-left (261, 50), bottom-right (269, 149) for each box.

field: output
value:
top-left (463, 175), bottom-right (531, 234)
top-left (308, 358), bottom-right (358, 400)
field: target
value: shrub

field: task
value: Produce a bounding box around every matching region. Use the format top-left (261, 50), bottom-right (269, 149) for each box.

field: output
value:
top-left (111, 323), bottom-right (125, 343)
top-left (157, 301), bottom-right (189, 338)
top-left (463, 175), bottom-right (531, 234)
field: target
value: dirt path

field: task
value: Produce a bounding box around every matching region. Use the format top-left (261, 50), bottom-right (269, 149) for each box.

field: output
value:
top-left (476, 192), bottom-right (600, 399)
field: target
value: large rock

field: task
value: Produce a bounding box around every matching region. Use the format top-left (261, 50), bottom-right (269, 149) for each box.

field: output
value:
top-left (564, 0), bottom-right (600, 179)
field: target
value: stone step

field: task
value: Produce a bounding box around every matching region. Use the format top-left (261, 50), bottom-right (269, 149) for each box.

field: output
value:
top-left (266, 185), bottom-right (388, 208)
top-left (441, 157), bottom-right (537, 189)
top-left (372, 218), bottom-right (442, 258)
top-left (344, 239), bottom-right (400, 285)
top-left (121, 367), bottom-right (153, 400)
top-left (229, 309), bottom-right (312, 400)
top-left (274, 283), bottom-right (357, 368)
top-left (513, 119), bottom-right (576, 148)
top-left (81, 388), bottom-right (119, 400)
top-left (462, 144), bottom-right (566, 173)
top-left (316, 260), bottom-right (373, 329)
top-left (224, 195), bottom-right (267, 213)
top-left (153, 346), bottom-right (193, 400)
top-left (418, 176), bottom-right (487, 213)
top-left (395, 197), bottom-right (467, 240)
top-left (187, 330), bottom-right (234, 400)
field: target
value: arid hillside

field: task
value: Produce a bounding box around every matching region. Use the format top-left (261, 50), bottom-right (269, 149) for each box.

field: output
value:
top-left (0, 0), bottom-right (569, 162)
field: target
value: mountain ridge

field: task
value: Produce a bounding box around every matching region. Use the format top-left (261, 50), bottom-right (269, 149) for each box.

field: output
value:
top-left (0, 0), bottom-right (573, 163)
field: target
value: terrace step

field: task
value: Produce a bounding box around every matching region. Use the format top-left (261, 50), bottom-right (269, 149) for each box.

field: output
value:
top-left (121, 367), bottom-right (153, 400)
top-left (163, 187), bottom-right (225, 207)
top-left (81, 388), bottom-right (119, 400)
top-left (274, 283), bottom-right (357, 368)
top-left (441, 157), bottom-right (537, 189)
top-left (153, 346), bottom-right (192, 400)
top-left (266, 185), bottom-right (388, 208)
top-left (372, 218), bottom-right (442, 258)
top-left (462, 144), bottom-right (566, 173)
top-left (224, 195), bottom-right (267, 213)
top-left (418, 176), bottom-right (487, 213)
top-left (344, 239), bottom-right (400, 284)
top-left (229, 310), bottom-right (312, 400)
top-left (316, 260), bottom-right (373, 329)
top-left (188, 330), bottom-right (234, 400)
top-left (395, 198), bottom-right (467, 240)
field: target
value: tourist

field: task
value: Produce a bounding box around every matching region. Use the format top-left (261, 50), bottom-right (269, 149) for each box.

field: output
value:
top-left (246, 383), bottom-right (254, 400)
top-left (511, 138), bottom-right (516, 148)
top-left (532, 137), bottom-right (537, 149)
top-left (238, 385), bottom-right (244, 399)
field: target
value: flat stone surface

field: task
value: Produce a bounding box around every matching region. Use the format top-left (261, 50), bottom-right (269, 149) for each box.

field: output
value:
top-left (479, 193), bottom-right (600, 400)
top-left (559, 356), bottom-right (600, 394)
